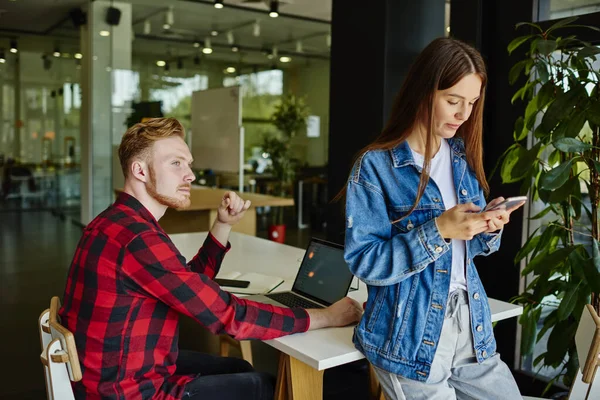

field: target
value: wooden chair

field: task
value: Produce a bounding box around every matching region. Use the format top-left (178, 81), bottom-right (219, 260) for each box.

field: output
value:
top-left (524, 304), bottom-right (600, 400)
top-left (219, 335), bottom-right (254, 366)
top-left (38, 296), bottom-right (82, 400)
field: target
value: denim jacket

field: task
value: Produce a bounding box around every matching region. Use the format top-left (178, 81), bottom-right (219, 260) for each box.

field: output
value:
top-left (344, 137), bottom-right (502, 381)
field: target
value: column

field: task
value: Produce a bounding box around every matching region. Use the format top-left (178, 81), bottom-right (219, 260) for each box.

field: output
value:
top-left (80, 1), bottom-right (132, 224)
top-left (326, 0), bottom-right (446, 241)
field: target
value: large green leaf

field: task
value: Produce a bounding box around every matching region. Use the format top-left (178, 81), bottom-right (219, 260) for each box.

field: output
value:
top-left (501, 145), bottom-right (529, 183)
top-left (537, 40), bottom-right (558, 56)
top-left (515, 233), bottom-right (541, 263)
top-left (552, 111), bottom-right (587, 140)
top-left (540, 159), bottom-right (574, 190)
top-left (546, 16), bottom-right (579, 34)
top-left (516, 22), bottom-right (543, 32)
top-left (537, 81), bottom-right (558, 109)
top-left (546, 318), bottom-right (577, 366)
top-left (525, 94), bottom-right (541, 128)
top-left (587, 100), bottom-right (600, 125)
top-left (536, 60), bottom-right (551, 82)
top-left (578, 46), bottom-right (600, 58)
top-left (539, 85), bottom-right (586, 135)
top-left (520, 305), bottom-right (542, 356)
top-left (512, 142), bottom-right (542, 180)
top-left (548, 177), bottom-right (580, 203)
top-left (553, 137), bottom-right (593, 152)
top-left (509, 60), bottom-right (531, 85)
top-left (537, 246), bottom-right (578, 276)
top-left (508, 35), bottom-right (536, 55)
top-left (529, 205), bottom-right (555, 220)
top-left (513, 116), bottom-right (526, 141)
top-left (557, 281), bottom-right (581, 321)
top-left (537, 309), bottom-right (558, 343)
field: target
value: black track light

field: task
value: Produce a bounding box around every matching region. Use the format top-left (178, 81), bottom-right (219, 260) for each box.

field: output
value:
top-left (9, 39), bottom-right (17, 54)
top-left (269, 1), bottom-right (279, 18)
top-left (214, 0), bottom-right (224, 9)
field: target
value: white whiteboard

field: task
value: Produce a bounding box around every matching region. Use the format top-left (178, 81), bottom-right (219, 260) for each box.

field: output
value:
top-left (191, 86), bottom-right (242, 175)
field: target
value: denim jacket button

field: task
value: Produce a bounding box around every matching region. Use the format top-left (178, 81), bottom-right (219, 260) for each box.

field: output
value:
top-left (432, 197), bottom-right (440, 203)
top-left (434, 246), bottom-right (443, 253)
top-left (473, 293), bottom-right (480, 300)
top-left (461, 189), bottom-right (468, 196)
top-left (476, 325), bottom-right (483, 332)
top-left (407, 223), bottom-right (414, 230)
top-left (482, 350), bottom-right (488, 358)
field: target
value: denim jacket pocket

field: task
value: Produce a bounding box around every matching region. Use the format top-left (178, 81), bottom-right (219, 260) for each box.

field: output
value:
top-left (366, 286), bottom-right (387, 332)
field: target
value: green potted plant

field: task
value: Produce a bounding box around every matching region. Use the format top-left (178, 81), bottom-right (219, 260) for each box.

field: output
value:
top-left (262, 94), bottom-right (309, 243)
top-left (500, 16), bottom-right (600, 391)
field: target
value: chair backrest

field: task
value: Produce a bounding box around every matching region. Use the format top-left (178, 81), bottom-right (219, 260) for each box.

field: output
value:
top-left (38, 296), bottom-right (82, 400)
top-left (568, 304), bottom-right (600, 400)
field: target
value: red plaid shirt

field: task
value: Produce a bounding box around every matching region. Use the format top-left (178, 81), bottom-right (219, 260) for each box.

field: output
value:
top-left (60, 193), bottom-right (309, 399)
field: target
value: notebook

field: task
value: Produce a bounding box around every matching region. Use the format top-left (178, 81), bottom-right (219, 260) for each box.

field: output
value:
top-left (216, 271), bottom-right (284, 295)
top-left (245, 238), bottom-right (354, 309)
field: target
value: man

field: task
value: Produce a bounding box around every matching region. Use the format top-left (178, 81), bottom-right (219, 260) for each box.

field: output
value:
top-left (59, 117), bottom-right (362, 400)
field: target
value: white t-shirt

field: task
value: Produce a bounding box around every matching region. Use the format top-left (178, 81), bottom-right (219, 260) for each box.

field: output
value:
top-left (410, 139), bottom-right (467, 292)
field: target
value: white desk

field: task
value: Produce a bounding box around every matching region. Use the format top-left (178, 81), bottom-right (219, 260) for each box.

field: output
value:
top-left (171, 231), bottom-right (523, 399)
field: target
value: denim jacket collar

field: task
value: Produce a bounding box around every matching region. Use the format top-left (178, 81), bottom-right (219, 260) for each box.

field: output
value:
top-left (390, 137), bottom-right (467, 169)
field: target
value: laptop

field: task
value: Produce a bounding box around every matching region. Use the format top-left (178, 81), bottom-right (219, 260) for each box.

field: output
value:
top-left (246, 238), bottom-right (354, 309)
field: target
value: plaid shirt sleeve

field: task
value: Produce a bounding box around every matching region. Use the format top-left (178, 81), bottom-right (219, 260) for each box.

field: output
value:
top-left (122, 231), bottom-right (310, 340)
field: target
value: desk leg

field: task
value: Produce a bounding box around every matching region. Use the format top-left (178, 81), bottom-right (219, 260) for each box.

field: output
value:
top-left (274, 353), bottom-right (287, 400)
top-left (278, 354), bottom-right (323, 400)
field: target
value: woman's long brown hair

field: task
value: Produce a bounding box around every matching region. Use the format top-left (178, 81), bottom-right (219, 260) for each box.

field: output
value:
top-left (335, 37), bottom-right (489, 218)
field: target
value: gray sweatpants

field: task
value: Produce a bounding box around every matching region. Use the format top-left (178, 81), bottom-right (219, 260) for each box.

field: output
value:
top-left (373, 289), bottom-right (522, 400)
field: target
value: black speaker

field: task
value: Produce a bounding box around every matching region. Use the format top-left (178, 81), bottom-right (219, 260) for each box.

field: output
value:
top-left (69, 8), bottom-right (87, 28)
top-left (105, 7), bottom-right (121, 26)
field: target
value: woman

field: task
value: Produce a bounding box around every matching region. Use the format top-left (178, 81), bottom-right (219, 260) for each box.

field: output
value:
top-left (343, 38), bottom-right (525, 399)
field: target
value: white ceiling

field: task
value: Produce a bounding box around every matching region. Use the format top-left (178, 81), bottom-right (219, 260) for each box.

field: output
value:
top-left (0, 0), bottom-right (331, 66)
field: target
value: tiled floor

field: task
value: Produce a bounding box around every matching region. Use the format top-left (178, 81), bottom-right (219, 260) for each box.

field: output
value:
top-left (1, 207), bottom-right (366, 399)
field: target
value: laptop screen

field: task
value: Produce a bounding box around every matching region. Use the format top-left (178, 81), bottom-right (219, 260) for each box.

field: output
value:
top-left (292, 238), bottom-right (354, 306)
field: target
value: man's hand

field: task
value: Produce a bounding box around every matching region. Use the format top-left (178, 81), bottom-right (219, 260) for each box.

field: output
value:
top-left (306, 297), bottom-right (363, 330)
top-left (217, 191), bottom-right (251, 226)
top-left (436, 203), bottom-right (504, 241)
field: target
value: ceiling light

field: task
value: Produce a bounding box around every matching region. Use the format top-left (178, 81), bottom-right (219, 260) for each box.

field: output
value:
top-left (143, 19), bottom-right (151, 35)
top-left (269, 1), bottom-right (279, 18)
top-left (0, 49), bottom-right (5, 63)
top-left (9, 39), bottom-right (17, 54)
top-left (211, 30), bottom-right (219, 37)
top-left (53, 47), bottom-right (61, 57)
top-left (214, 0), bottom-right (224, 9)
top-left (231, 45), bottom-right (239, 52)
top-left (253, 20), bottom-right (260, 37)
top-left (225, 67), bottom-right (236, 74)
top-left (202, 38), bottom-right (213, 54)
top-left (164, 6), bottom-right (174, 30)
top-left (193, 41), bottom-right (200, 48)
top-left (156, 60), bottom-right (166, 67)
top-left (74, 53), bottom-right (83, 59)
top-left (99, 30), bottom-right (110, 36)
top-left (279, 56), bottom-right (291, 63)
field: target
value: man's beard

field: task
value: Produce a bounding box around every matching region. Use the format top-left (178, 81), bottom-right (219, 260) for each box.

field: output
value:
top-left (146, 166), bottom-right (191, 210)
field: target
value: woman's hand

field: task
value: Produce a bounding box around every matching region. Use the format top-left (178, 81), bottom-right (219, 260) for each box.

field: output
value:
top-left (482, 197), bottom-right (526, 233)
top-left (436, 203), bottom-right (504, 240)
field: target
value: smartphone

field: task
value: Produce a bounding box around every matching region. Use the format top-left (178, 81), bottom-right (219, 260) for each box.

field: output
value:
top-left (214, 278), bottom-right (251, 288)
top-left (484, 196), bottom-right (528, 212)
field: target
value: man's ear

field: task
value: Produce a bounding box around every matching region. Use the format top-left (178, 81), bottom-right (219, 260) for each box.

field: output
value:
top-left (130, 160), bottom-right (148, 183)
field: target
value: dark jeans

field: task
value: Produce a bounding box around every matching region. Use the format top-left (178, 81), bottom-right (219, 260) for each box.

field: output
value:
top-left (177, 350), bottom-right (275, 400)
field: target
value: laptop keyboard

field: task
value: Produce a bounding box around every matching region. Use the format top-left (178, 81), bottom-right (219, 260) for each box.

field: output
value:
top-left (266, 292), bottom-right (325, 309)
